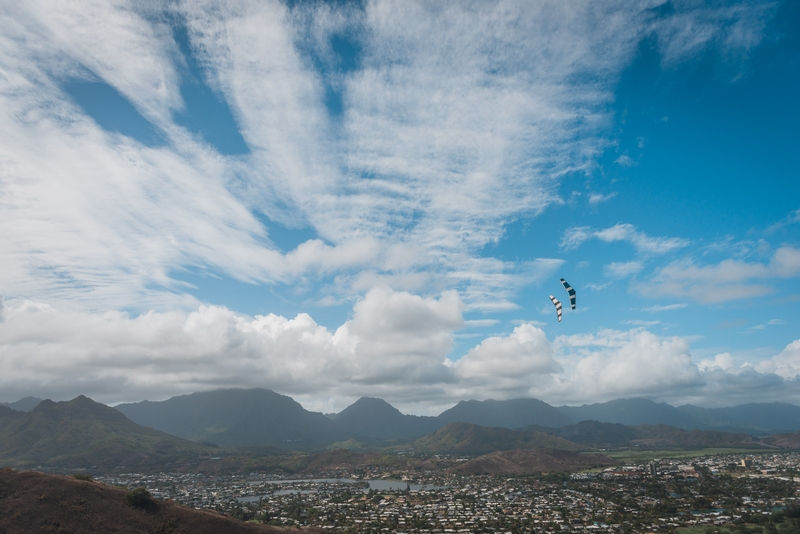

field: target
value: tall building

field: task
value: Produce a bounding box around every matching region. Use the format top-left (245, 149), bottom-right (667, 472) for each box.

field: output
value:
top-left (649, 461), bottom-right (659, 476)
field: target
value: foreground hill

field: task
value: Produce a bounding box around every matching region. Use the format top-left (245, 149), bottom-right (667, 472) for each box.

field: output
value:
top-left (116, 388), bottom-right (350, 450)
top-left (451, 448), bottom-right (617, 475)
top-left (0, 396), bottom-right (215, 469)
top-left (329, 397), bottom-right (440, 439)
top-left (0, 468), bottom-right (318, 534)
top-left (410, 422), bottom-right (583, 455)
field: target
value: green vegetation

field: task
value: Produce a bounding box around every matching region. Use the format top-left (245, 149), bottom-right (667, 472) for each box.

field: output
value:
top-left (0, 396), bottom-right (219, 469)
top-left (71, 473), bottom-right (93, 481)
top-left (410, 422), bottom-right (583, 455)
top-left (607, 447), bottom-right (769, 462)
top-left (124, 487), bottom-right (157, 512)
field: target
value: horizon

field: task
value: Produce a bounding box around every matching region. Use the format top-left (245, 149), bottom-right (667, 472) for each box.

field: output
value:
top-left (1, 1), bottom-right (799, 415)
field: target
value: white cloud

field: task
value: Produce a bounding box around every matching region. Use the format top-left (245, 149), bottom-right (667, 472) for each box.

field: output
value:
top-left (0, 2), bottom-right (786, 411)
top-left (462, 319), bottom-right (500, 328)
top-left (553, 330), bottom-right (703, 402)
top-left (621, 319), bottom-right (660, 326)
top-left (614, 154), bottom-right (634, 167)
top-left (698, 352), bottom-right (734, 371)
top-left (560, 223), bottom-right (689, 254)
top-left (0, 1), bottom-right (772, 315)
top-left (3, 290), bottom-right (800, 410)
top-left (585, 282), bottom-right (611, 292)
top-left (455, 324), bottom-right (561, 381)
top-left (604, 260), bottom-right (644, 279)
top-left (653, 1), bottom-right (775, 65)
top-left (637, 246), bottom-right (800, 304)
top-left (0, 287), bottom-right (462, 407)
top-left (767, 207), bottom-right (800, 233)
top-left (754, 340), bottom-right (800, 379)
top-left (13, 0), bottom-right (183, 126)
top-left (643, 303), bottom-right (688, 312)
top-left (588, 192), bottom-right (618, 205)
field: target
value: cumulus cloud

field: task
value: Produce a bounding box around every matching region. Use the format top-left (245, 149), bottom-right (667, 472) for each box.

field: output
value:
top-left (0, 287), bottom-right (463, 408)
top-left (556, 330), bottom-right (703, 401)
top-left (698, 352), bottom-right (734, 371)
top-left (754, 340), bottom-right (800, 379)
top-left (560, 223), bottom-right (689, 254)
top-left (3, 289), bottom-right (800, 411)
top-left (636, 246), bottom-right (800, 303)
top-left (455, 324), bottom-right (561, 382)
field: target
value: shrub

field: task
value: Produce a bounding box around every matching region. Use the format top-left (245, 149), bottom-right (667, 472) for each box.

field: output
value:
top-left (72, 473), bottom-right (93, 481)
top-left (125, 487), bottom-right (157, 512)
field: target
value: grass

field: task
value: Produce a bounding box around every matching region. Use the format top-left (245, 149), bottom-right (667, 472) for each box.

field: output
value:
top-left (605, 448), bottom-right (770, 463)
top-left (676, 525), bottom-right (772, 534)
top-left (676, 527), bottom-right (733, 534)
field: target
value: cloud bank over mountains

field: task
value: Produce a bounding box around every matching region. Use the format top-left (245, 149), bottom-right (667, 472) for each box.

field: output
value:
top-left (2, 288), bottom-right (799, 414)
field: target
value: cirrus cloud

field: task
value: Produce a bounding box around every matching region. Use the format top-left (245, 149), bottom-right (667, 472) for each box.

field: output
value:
top-left (636, 246), bottom-right (800, 303)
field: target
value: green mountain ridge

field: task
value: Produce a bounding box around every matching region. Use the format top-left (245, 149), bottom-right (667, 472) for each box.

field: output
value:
top-left (116, 388), bottom-right (350, 450)
top-left (0, 396), bottom-right (216, 469)
top-left (409, 422), bottom-right (584, 455)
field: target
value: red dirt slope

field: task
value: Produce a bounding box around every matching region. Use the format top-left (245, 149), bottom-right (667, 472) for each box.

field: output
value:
top-left (451, 448), bottom-right (617, 475)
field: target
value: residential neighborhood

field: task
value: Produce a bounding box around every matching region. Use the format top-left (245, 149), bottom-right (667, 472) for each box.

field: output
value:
top-left (97, 451), bottom-right (800, 533)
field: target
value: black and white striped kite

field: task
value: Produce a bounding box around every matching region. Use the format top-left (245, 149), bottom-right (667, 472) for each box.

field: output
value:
top-left (560, 278), bottom-right (576, 310)
top-left (549, 295), bottom-right (562, 322)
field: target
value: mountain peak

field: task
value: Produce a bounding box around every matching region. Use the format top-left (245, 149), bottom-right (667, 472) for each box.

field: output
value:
top-left (438, 397), bottom-right (573, 429)
top-left (331, 396), bottom-right (439, 439)
top-left (338, 397), bottom-right (403, 417)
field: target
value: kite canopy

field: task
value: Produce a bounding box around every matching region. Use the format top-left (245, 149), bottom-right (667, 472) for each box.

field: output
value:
top-left (549, 295), bottom-right (562, 322)
top-left (560, 278), bottom-right (576, 310)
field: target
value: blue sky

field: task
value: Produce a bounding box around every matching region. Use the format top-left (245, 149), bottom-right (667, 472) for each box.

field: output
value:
top-left (0, 0), bottom-right (798, 414)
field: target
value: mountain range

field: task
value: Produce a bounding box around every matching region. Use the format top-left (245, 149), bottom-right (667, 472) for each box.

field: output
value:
top-left (110, 390), bottom-right (800, 446)
top-left (3, 390), bottom-right (800, 470)
top-left (4, 389), bottom-right (800, 465)
top-left (8, 391), bottom-right (800, 437)
top-left (115, 389), bottom-right (351, 450)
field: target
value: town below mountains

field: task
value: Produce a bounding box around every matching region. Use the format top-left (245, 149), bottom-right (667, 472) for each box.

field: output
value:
top-left (3, 388), bottom-right (800, 471)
